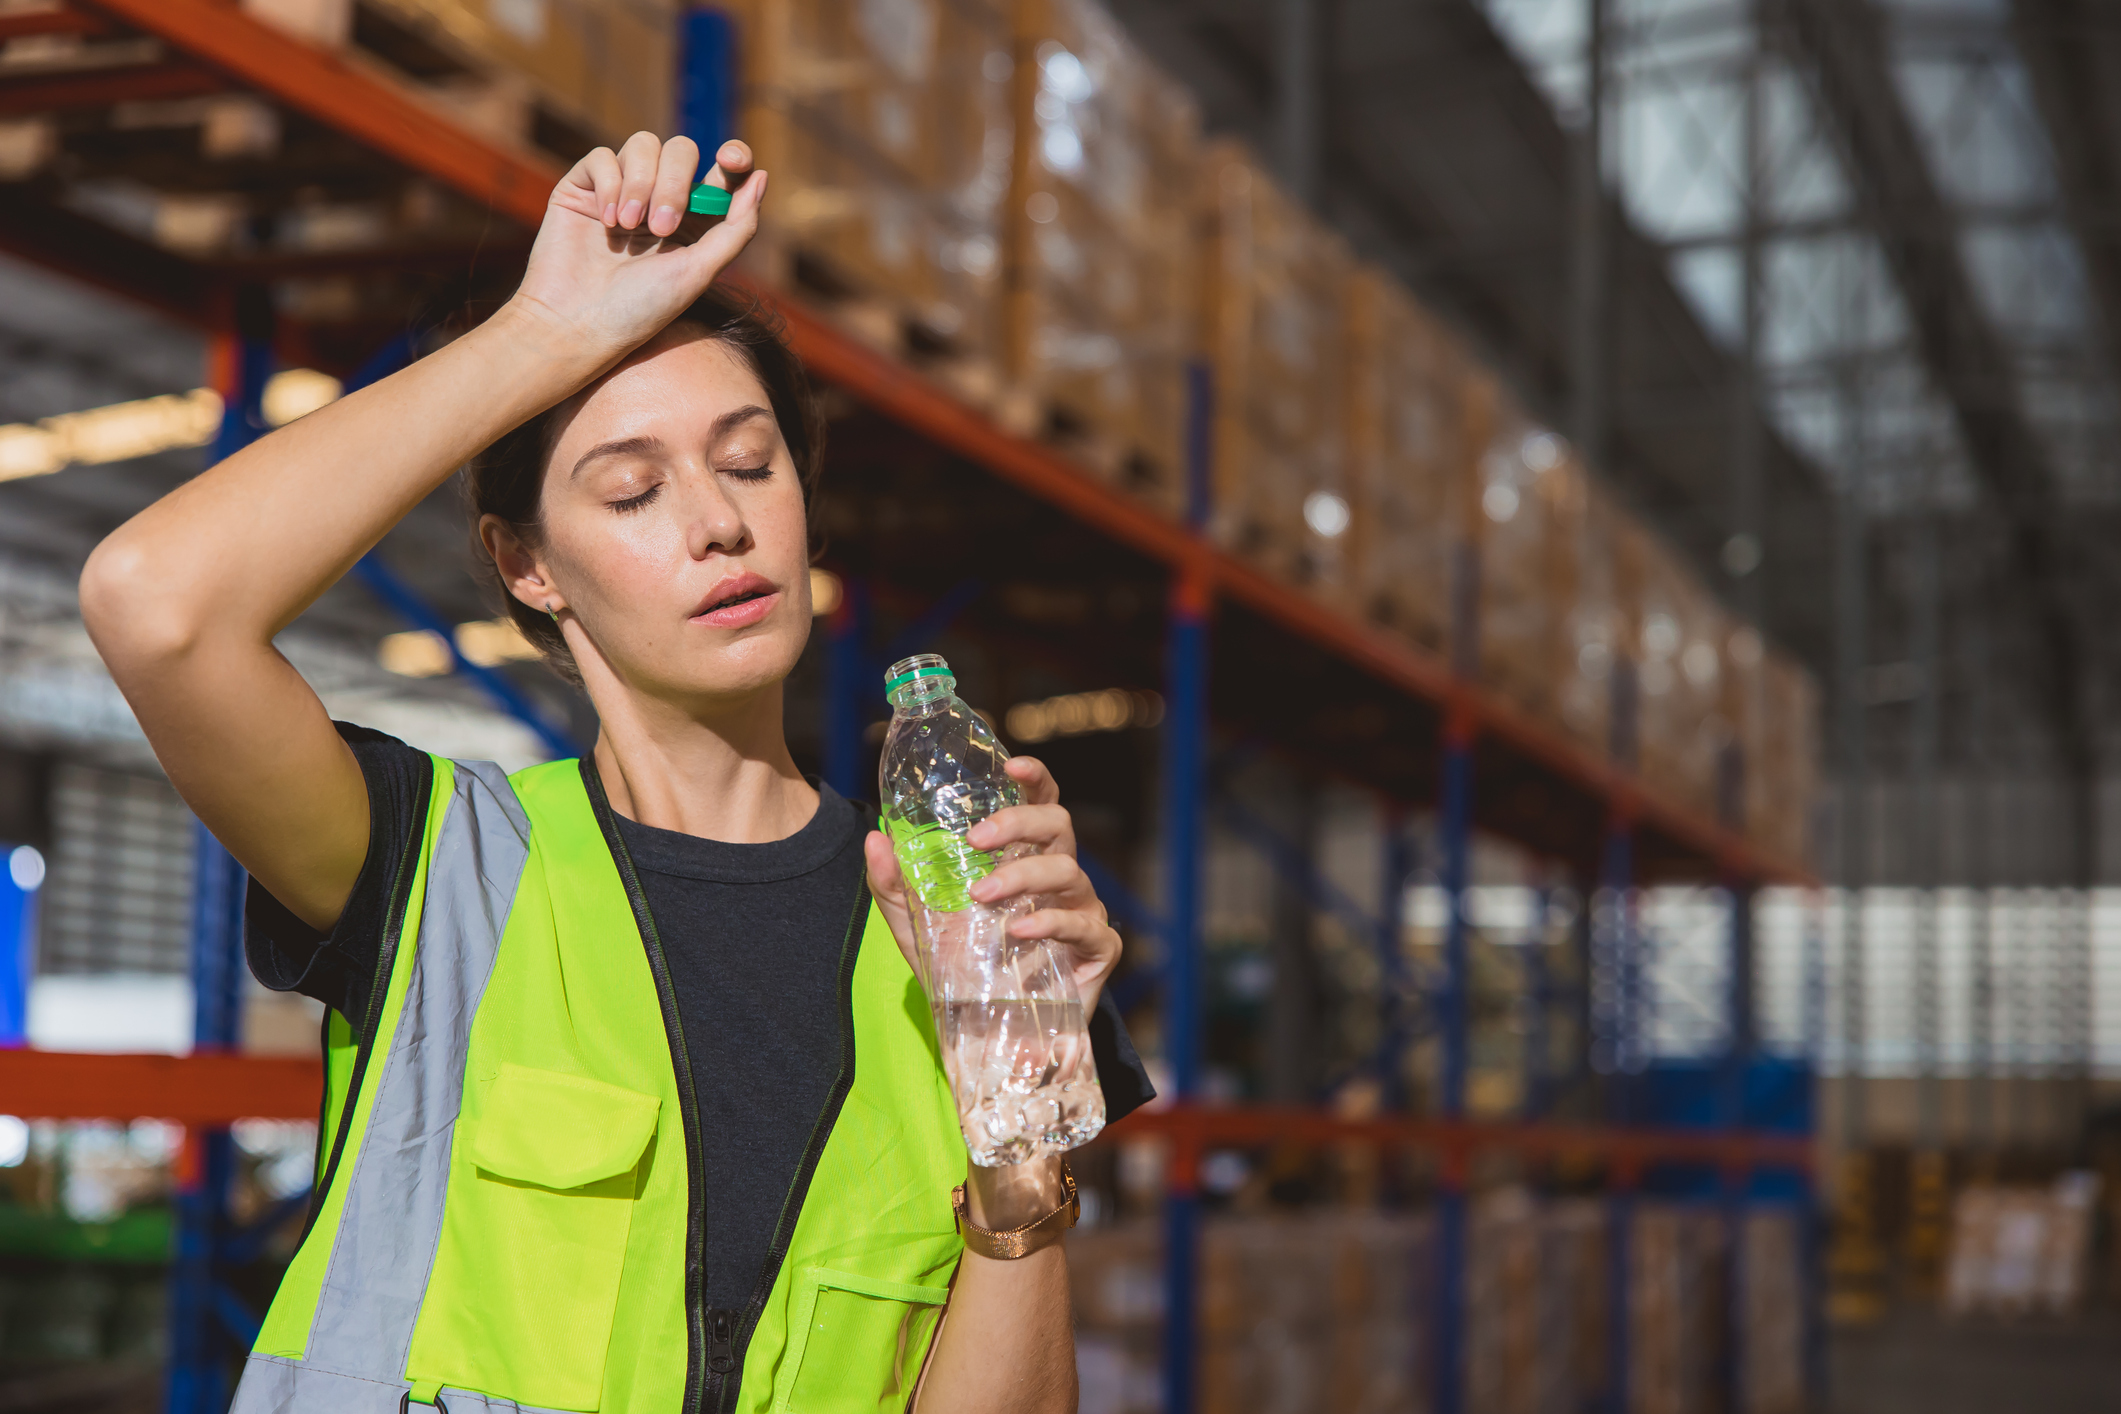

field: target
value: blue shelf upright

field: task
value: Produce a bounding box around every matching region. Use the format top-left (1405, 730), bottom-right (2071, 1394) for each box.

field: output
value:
top-left (1159, 361), bottom-right (1213, 1414)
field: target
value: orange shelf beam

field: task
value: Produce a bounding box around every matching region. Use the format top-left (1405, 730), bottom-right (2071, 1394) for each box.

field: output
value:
top-left (1109, 1103), bottom-right (1814, 1176)
top-left (66, 0), bottom-right (1811, 887)
top-left (0, 1050), bottom-right (322, 1124)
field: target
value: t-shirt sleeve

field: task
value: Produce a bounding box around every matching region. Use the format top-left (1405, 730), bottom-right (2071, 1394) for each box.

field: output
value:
top-left (1090, 988), bottom-right (1157, 1124)
top-left (243, 722), bottom-right (433, 1031)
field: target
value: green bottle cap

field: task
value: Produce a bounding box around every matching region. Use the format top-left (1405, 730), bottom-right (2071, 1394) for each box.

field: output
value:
top-left (688, 182), bottom-right (732, 217)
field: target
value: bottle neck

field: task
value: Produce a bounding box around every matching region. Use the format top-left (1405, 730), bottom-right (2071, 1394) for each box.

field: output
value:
top-left (890, 680), bottom-right (954, 715)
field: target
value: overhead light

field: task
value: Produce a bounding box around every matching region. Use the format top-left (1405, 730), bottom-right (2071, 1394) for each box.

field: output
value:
top-left (1005, 688), bottom-right (1163, 744)
top-left (1303, 490), bottom-right (1350, 539)
top-left (0, 369), bottom-right (344, 485)
top-left (379, 616), bottom-right (542, 678)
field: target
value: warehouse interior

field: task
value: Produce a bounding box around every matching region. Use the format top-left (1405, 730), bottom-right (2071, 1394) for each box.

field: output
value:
top-left (1, 0), bottom-right (2118, 1411)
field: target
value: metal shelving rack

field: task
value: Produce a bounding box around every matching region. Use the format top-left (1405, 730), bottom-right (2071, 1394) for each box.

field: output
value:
top-left (0, 4), bottom-right (1817, 1412)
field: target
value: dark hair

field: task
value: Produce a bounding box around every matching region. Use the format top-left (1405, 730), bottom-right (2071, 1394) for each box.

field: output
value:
top-left (468, 286), bottom-right (826, 685)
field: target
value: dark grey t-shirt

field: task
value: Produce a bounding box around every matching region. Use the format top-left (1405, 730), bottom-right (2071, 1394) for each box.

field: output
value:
top-left (246, 724), bottom-right (1155, 1314)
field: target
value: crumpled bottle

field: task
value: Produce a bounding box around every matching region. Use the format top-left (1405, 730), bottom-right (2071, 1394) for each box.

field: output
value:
top-left (879, 653), bottom-right (1105, 1165)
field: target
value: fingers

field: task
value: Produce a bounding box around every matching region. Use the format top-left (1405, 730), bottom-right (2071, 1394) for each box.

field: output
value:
top-left (645, 135), bottom-right (701, 238)
top-left (863, 830), bottom-right (908, 905)
top-left (710, 139), bottom-right (754, 182)
top-left (613, 130), bottom-right (664, 231)
top-left (1008, 903), bottom-right (1121, 969)
top-left (969, 852), bottom-right (1098, 911)
top-left (967, 801), bottom-right (1074, 857)
top-left (1003, 755), bottom-right (1060, 806)
top-left (556, 144), bottom-right (622, 221)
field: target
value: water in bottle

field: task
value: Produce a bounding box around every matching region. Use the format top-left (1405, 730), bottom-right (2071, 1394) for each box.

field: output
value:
top-left (879, 653), bottom-right (1106, 1165)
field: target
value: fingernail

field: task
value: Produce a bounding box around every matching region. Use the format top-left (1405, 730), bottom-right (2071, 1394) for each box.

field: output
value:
top-left (651, 204), bottom-right (678, 234)
top-left (619, 199), bottom-right (644, 227)
top-left (602, 203), bottom-right (618, 226)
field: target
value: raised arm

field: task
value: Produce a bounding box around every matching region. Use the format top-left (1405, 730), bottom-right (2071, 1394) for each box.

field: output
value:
top-left (81, 134), bottom-right (764, 931)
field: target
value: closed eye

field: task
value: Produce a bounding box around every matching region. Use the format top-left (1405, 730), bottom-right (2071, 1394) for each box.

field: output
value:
top-left (723, 463), bottom-right (773, 482)
top-left (610, 484), bottom-right (663, 513)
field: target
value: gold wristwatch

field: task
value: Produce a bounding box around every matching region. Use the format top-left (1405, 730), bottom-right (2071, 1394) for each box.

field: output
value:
top-left (951, 1163), bottom-right (1079, 1259)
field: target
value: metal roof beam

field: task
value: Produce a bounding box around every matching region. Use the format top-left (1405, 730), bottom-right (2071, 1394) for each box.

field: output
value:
top-left (2013, 1), bottom-right (2121, 380)
top-left (1781, 0), bottom-right (2099, 850)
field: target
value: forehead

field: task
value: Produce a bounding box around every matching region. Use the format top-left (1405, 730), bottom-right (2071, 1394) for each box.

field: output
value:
top-left (548, 330), bottom-right (772, 456)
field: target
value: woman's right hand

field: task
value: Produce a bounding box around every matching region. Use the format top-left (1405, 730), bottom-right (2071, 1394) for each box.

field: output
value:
top-left (510, 134), bottom-right (767, 366)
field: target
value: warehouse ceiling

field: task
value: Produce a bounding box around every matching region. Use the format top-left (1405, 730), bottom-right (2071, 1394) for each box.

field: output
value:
top-left (1114, 0), bottom-right (2121, 796)
top-left (4, 0), bottom-right (2117, 805)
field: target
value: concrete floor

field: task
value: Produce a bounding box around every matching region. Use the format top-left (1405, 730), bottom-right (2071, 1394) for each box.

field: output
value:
top-left (1829, 1307), bottom-right (2121, 1414)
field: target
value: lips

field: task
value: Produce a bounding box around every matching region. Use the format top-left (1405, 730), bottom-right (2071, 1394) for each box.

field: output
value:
top-left (692, 571), bottom-right (779, 629)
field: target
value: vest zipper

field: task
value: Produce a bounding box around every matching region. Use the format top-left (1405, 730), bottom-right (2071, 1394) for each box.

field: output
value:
top-left (706, 1307), bottom-right (739, 1377)
top-left (296, 753), bottom-right (433, 1247)
top-left (582, 760), bottom-right (710, 1414)
top-left (586, 763), bottom-right (875, 1414)
top-left (712, 873), bottom-right (871, 1414)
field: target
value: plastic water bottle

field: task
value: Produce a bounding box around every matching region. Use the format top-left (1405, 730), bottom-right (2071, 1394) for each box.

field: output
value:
top-left (879, 653), bottom-right (1106, 1166)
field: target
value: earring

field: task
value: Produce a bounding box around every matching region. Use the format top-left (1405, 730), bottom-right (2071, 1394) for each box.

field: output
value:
top-left (545, 603), bottom-right (560, 622)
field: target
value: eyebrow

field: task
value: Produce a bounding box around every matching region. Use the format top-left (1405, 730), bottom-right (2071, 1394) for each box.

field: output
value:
top-left (566, 407), bottom-right (774, 480)
top-left (707, 404), bottom-right (775, 445)
top-left (569, 435), bottom-right (663, 480)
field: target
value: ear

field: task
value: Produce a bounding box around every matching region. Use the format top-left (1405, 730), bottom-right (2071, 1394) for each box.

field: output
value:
top-left (479, 514), bottom-right (565, 614)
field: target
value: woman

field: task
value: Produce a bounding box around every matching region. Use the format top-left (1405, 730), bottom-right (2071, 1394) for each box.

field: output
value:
top-left (82, 133), bottom-right (1147, 1413)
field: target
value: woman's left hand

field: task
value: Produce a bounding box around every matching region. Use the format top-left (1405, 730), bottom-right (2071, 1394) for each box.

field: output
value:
top-left (864, 755), bottom-right (1122, 1016)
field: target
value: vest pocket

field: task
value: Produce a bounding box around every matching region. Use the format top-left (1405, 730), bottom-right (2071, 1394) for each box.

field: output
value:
top-left (776, 1267), bottom-right (951, 1413)
top-left (405, 1065), bottom-right (662, 1413)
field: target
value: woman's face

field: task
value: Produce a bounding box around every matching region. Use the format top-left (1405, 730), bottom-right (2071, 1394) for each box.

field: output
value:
top-left (498, 327), bottom-right (814, 710)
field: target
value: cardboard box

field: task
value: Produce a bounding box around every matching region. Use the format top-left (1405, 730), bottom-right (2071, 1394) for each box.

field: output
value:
top-left (730, 0), bottom-right (1012, 378)
top-left (359, 0), bottom-right (677, 154)
top-left (1199, 139), bottom-right (1355, 596)
top-left (1001, 0), bottom-right (1199, 514)
top-left (1344, 265), bottom-right (1472, 661)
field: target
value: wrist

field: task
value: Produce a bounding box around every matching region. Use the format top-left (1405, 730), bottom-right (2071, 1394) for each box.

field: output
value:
top-left (964, 1154), bottom-right (1065, 1231)
top-left (485, 294), bottom-right (626, 386)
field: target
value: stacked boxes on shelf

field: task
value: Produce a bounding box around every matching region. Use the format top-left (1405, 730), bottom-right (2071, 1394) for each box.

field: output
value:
top-left (1002, 0), bottom-right (1200, 517)
top-left (1198, 140), bottom-right (1357, 602)
top-left (1065, 1199), bottom-right (1805, 1414)
top-left (708, 0), bottom-right (1817, 860)
top-left (1345, 267), bottom-right (1474, 662)
top-left (307, 0), bottom-right (678, 155)
top-left (729, 0), bottom-right (1014, 399)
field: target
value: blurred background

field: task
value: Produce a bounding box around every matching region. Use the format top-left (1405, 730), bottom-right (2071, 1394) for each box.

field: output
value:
top-left (0, 0), bottom-right (2117, 1411)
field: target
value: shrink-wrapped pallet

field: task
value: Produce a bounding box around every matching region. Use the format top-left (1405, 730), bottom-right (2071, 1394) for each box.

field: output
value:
top-left (1538, 1199), bottom-right (1610, 1414)
top-left (1553, 483), bottom-right (1627, 762)
top-left (729, 0), bottom-right (1012, 389)
top-left (1747, 649), bottom-right (1819, 865)
top-left (1344, 265), bottom-right (1474, 661)
top-left (1632, 534), bottom-right (1729, 819)
top-left (355, 0), bottom-right (676, 154)
top-left (1200, 140), bottom-right (1355, 596)
top-left (1476, 403), bottom-right (1588, 729)
top-left (1630, 1204), bottom-right (1726, 1414)
top-left (1741, 1207), bottom-right (1805, 1414)
top-left (1467, 1186), bottom-right (1542, 1414)
top-left (1002, 0), bottom-right (1199, 515)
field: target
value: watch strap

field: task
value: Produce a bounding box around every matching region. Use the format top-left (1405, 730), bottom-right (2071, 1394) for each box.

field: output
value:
top-left (952, 1164), bottom-right (1079, 1260)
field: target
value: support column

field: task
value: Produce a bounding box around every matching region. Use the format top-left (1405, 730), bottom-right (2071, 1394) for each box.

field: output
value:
top-left (1522, 882), bottom-right (1552, 1119)
top-left (1570, 0), bottom-right (1611, 469)
top-left (1599, 817), bottom-right (1637, 1414)
top-left (1907, 513), bottom-right (1947, 1292)
top-left (1432, 711), bottom-right (1474, 1414)
top-left (1265, 778), bottom-right (1319, 1104)
top-left (1276, 0), bottom-right (1319, 208)
top-left (679, 6), bottom-right (737, 155)
top-left (1378, 806), bottom-right (1415, 1107)
top-left (1160, 364), bottom-right (1213, 1414)
top-left (168, 313), bottom-right (270, 1414)
top-left (1721, 881), bottom-right (1756, 1414)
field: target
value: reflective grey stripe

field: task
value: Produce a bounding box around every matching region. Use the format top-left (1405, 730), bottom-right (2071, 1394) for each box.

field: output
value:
top-left (234, 1355), bottom-right (570, 1414)
top-left (233, 760), bottom-right (528, 1410)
